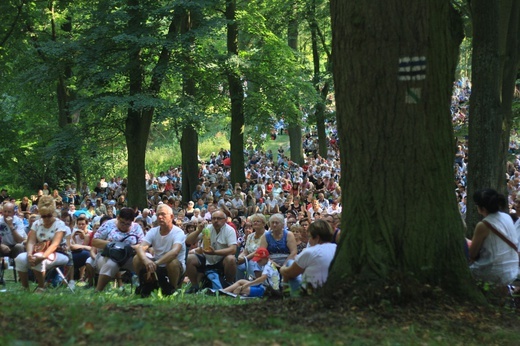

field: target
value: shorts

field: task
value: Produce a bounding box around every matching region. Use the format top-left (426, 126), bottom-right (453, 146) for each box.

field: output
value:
top-left (248, 285), bottom-right (266, 297)
top-left (194, 254), bottom-right (225, 274)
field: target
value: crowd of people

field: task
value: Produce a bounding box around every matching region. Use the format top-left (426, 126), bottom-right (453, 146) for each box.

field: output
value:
top-left (0, 123), bottom-right (343, 297)
top-left (2, 82), bottom-right (520, 296)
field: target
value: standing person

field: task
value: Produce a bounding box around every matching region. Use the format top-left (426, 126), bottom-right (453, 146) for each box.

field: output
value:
top-left (259, 214), bottom-right (297, 268)
top-left (133, 204), bottom-right (186, 296)
top-left (0, 202), bottom-right (27, 263)
top-left (89, 208), bottom-right (144, 292)
top-left (15, 196), bottom-right (69, 292)
top-left (469, 189), bottom-right (519, 285)
top-left (185, 210), bottom-right (237, 292)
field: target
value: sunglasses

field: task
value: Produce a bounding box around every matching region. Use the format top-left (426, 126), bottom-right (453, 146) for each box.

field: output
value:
top-left (40, 214), bottom-right (53, 219)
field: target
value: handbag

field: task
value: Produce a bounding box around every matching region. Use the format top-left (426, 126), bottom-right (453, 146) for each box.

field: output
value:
top-left (33, 240), bottom-right (51, 254)
top-left (101, 234), bottom-right (138, 266)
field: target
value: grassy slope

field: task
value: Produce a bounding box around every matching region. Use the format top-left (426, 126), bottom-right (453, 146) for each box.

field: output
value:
top-left (0, 278), bottom-right (518, 346)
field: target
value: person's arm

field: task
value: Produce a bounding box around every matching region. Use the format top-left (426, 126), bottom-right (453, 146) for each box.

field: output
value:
top-left (285, 231), bottom-right (298, 264)
top-left (280, 261), bottom-right (304, 281)
top-left (469, 221), bottom-right (490, 262)
top-left (156, 243), bottom-right (182, 266)
top-left (203, 244), bottom-right (236, 257)
top-left (25, 230), bottom-right (37, 256)
top-left (92, 237), bottom-right (110, 249)
top-left (39, 231), bottom-right (65, 261)
top-left (259, 234), bottom-right (267, 249)
top-left (242, 273), bottom-right (267, 289)
top-left (186, 222), bottom-right (205, 245)
top-left (11, 218), bottom-right (27, 243)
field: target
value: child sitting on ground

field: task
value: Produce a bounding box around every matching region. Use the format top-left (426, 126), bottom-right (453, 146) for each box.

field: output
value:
top-left (220, 247), bottom-right (279, 297)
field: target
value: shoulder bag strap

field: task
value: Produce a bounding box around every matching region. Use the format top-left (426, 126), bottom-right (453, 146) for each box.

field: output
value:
top-left (482, 220), bottom-right (518, 253)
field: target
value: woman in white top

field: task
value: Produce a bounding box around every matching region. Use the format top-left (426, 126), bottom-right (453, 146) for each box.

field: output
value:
top-left (469, 189), bottom-right (519, 285)
top-left (236, 214), bottom-right (267, 280)
top-left (280, 219), bottom-right (337, 295)
top-left (15, 195), bottom-right (70, 292)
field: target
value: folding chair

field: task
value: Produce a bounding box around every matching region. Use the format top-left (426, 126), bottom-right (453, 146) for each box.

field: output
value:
top-left (0, 257), bottom-right (17, 283)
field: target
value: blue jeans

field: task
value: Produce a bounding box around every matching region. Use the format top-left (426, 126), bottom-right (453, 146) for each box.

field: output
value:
top-left (72, 250), bottom-right (90, 280)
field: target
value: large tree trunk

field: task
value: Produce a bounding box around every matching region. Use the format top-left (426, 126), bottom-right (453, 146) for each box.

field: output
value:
top-left (325, 0), bottom-right (482, 302)
top-left (287, 1), bottom-right (304, 166)
top-left (466, 0), bottom-right (520, 234)
top-left (226, 0), bottom-right (245, 185)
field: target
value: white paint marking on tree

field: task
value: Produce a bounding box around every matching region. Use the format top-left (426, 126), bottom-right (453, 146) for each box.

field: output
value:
top-left (398, 56), bottom-right (426, 81)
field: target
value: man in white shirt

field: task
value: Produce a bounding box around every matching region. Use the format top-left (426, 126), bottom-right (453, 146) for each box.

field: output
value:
top-left (185, 210), bottom-right (237, 292)
top-left (0, 202), bottom-right (27, 261)
top-left (133, 204), bottom-right (186, 296)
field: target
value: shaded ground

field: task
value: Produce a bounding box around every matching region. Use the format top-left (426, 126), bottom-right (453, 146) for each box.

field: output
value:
top-left (1, 282), bottom-right (518, 346)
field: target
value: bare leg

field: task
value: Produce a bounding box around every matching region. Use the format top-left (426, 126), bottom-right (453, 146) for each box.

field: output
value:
top-left (85, 263), bottom-right (95, 286)
top-left (166, 259), bottom-right (182, 290)
top-left (33, 270), bottom-right (45, 289)
top-left (96, 274), bottom-right (112, 292)
top-left (223, 255), bottom-right (237, 284)
top-left (185, 254), bottom-right (201, 287)
top-left (224, 279), bottom-right (248, 292)
top-left (18, 271), bottom-right (29, 289)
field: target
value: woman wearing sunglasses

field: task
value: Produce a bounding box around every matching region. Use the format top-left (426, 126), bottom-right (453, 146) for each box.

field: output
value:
top-left (15, 195), bottom-right (70, 292)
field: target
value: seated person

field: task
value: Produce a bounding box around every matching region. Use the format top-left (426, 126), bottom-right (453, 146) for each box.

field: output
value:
top-left (221, 247), bottom-right (279, 298)
top-left (280, 219), bottom-right (337, 295)
top-left (185, 210), bottom-right (237, 291)
top-left (15, 196), bottom-right (69, 292)
top-left (469, 189), bottom-right (519, 285)
top-left (69, 215), bottom-right (92, 281)
top-left (259, 213), bottom-right (297, 267)
top-left (133, 204), bottom-right (186, 296)
top-left (87, 207), bottom-right (144, 292)
top-left (0, 202), bottom-right (27, 261)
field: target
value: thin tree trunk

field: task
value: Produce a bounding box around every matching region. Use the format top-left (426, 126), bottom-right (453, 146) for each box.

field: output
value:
top-left (180, 6), bottom-right (201, 203)
top-left (287, 0), bottom-right (304, 165)
top-left (226, 0), bottom-right (245, 185)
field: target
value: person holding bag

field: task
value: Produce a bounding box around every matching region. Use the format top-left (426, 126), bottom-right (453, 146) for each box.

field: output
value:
top-left (15, 195), bottom-right (70, 292)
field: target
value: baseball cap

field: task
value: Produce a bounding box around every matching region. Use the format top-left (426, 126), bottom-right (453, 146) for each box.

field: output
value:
top-left (252, 247), bottom-right (269, 262)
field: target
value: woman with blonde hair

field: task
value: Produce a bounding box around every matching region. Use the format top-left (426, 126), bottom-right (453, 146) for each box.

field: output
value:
top-left (15, 195), bottom-right (70, 292)
top-left (236, 214), bottom-right (266, 279)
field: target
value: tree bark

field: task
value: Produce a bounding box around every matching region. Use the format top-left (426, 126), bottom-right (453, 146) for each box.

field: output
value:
top-left (181, 124), bottom-right (199, 202)
top-left (466, 0), bottom-right (520, 234)
top-left (325, 0), bottom-right (482, 302)
top-left (308, 0), bottom-right (330, 159)
top-left (125, 0), bottom-right (178, 209)
top-left (287, 0), bottom-right (304, 166)
top-left (180, 6), bottom-right (201, 203)
top-left (226, 0), bottom-right (246, 186)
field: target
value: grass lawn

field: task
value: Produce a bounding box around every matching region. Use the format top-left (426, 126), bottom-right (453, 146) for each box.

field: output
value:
top-left (1, 272), bottom-right (519, 346)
